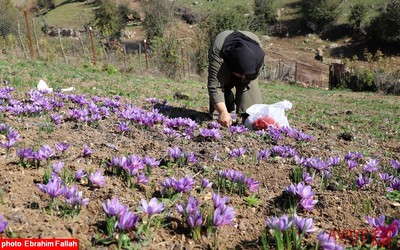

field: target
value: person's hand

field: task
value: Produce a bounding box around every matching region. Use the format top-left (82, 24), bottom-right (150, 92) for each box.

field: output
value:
top-left (218, 111), bottom-right (232, 128)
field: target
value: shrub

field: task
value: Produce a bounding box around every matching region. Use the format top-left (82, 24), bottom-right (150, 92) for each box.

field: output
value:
top-left (300, 0), bottom-right (341, 33)
top-left (251, 0), bottom-right (277, 33)
top-left (368, 0), bottom-right (400, 44)
top-left (141, 0), bottom-right (172, 41)
top-left (0, 0), bottom-right (21, 37)
top-left (150, 35), bottom-right (182, 80)
top-left (348, 3), bottom-right (367, 30)
top-left (93, 0), bottom-right (131, 39)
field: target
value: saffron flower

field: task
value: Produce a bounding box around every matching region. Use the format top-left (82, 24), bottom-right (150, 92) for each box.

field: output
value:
top-left (293, 214), bottom-right (317, 234)
top-left (363, 158), bottom-right (380, 173)
top-left (201, 178), bottom-right (212, 189)
top-left (140, 197), bottom-right (164, 216)
top-left (102, 197), bottom-right (126, 217)
top-left (347, 159), bottom-right (358, 170)
top-left (38, 144), bottom-right (55, 160)
top-left (89, 170), bottom-right (106, 187)
top-left (75, 169), bottom-right (86, 181)
top-left (366, 215), bottom-right (386, 228)
top-left (82, 145), bottom-right (94, 158)
top-left (229, 148), bottom-right (246, 158)
top-left (390, 159), bottom-right (400, 170)
top-left (266, 214), bottom-right (292, 231)
top-left (356, 174), bottom-right (371, 189)
top-left (118, 209), bottom-right (139, 230)
top-left (55, 142), bottom-right (70, 154)
top-left (36, 176), bottom-right (64, 198)
top-left (136, 173), bottom-right (150, 185)
top-left (173, 176), bottom-right (195, 193)
top-left (51, 161), bottom-right (65, 174)
top-left (168, 146), bottom-right (183, 160)
top-left (213, 205), bottom-right (235, 227)
top-left (0, 215), bottom-right (9, 233)
top-left (212, 192), bottom-right (229, 209)
top-left (317, 232), bottom-right (344, 250)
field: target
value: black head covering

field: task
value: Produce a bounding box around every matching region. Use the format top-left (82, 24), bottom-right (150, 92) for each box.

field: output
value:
top-left (220, 31), bottom-right (265, 75)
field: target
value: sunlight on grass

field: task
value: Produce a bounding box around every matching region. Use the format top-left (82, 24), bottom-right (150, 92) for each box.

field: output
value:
top-left (43, 1), bottom-right (94, 28)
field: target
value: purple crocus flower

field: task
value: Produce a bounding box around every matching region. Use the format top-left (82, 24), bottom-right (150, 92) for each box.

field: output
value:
top-left (54, 142), bottom-right (70, 153)
top-left (266, 214), bottom-right (292, 231)
top-left (136, 174), bottom-right (150, 185)
top-left (246, 178), bottom-right (259, 192)
top-left (317, 232), bottom-right (344, 250)
top-left (118, 209), bottom-right (139, 230)
top-left (102, 197), bottom-right (126, 217)
top-left (143, 155), bottom-right (160, 168)
top-left (0, 139), bottom-right (16, 149)
top-left (295, 182), bottom-right (315, 199)
top-left (16, 147), bottom-right (34, 161)
top-left (82, 145), bottom-right (94, 158)
top-left (209, 121), bottom-right (220, 129)
top-left (293, 214), bottom-right (317, 234)
top-left (188, 210), bottom-right (203, 229)
top-left (229, 148), bottom-right (246, 158)
top-left (75, 169), bottom-right (86, 181)
top-left (201, 178), bottom-right (212, 189)
top-left (327, 156), bottom-right (341, 166)
top-left (36, 176), bottom-right (64, 198)
top-left (347, 159), bottom-right (358, 170)
top-left (302, 172), bottom-right (314, 184)
top-left (388, 178), bottom-right (400, 192)
top-left (88, 170), bottom-right (106, 187)
top-left (379, 173), bottom-right (393, 182)
top-left (140, 197), bottom-right (164, 216)
top-left (301, 197), bottom-right (318, 211)
top-left (0, 216), bottom-right (9, 233)
top-left (366, 215), bottom-right (386, 228)
top-left (363, 159), bottom-right (380, 173)
top-left (212, 192), bottom-right (229, 209)
top-left (50, 114), bottom-right (63, 125)
top-left (390, 159), bottom-right (400, 170)
top-left (356, 174), bottom-right (371, 189)
top-left (52, 161), bottom-right (64, 174)
top-left (257, 149), bottom-right (271, 161)
top-left (63, 185), bottom-right (89, 206)
top-left (173, 176), bottom-right (195, 193)
top-left (213, 205), bottom-right (235, 227)
top-left (185, 152), bottom-right (197, 164)
top-left (38, 144), bottom-right (55, 160)
top-left (168, 146), bottom-right (182, 160)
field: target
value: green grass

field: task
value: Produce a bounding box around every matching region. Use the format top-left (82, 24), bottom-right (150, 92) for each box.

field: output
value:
top-left (41, 0), bottom-right (95, 29)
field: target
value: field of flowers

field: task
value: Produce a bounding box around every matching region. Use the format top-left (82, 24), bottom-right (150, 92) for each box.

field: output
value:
top-left (0, 60), bottom-right (399, 249)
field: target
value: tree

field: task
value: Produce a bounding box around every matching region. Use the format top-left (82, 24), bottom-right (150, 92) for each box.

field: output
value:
top-left (369, 0), bottom-right (400, 44)
top-left (0, 0), bottom-right (21, 37)
top-left (251, 0), bottom-right (277, 33)
top-left (348, 3), bottom-right (367, 29)
top-left (141, 0), bottom-right (172, 41)
top-left (93, 0), bottom-right (130, 38)
top-left (300, 0), bottom-right (341, 33)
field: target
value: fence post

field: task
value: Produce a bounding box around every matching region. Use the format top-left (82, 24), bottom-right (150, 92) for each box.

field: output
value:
top-left (17, 20), bottom-right (28, 59)
top-left (294, 62), bottom-right (298, 82)
top-left (143, 39), bottom-right (149, 71)
top-left (31, 18), bottom-right (42, 58)
top-left (89, 27), bottom-right (97, 65)
top-left (23, 10), bottom-right (35, 59)
top-left (58, 29), bottom-right (67, 64)
top-left (181, 45), bottom-right (185, 78)
top-left (77, 32), bottom-right (87, 62)
top-left (138, 42), bottom-right (142, 71)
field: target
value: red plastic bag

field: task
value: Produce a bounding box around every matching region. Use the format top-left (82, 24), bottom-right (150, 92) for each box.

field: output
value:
top-left (252, 115), bottom-right (279, 130)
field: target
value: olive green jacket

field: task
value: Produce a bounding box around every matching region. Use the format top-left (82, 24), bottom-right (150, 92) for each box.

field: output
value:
top-left (207, 30), bottom-right (262, 113)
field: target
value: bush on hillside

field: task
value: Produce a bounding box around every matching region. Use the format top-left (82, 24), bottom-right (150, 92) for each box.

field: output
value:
top-left (141, 0), bottom-right (172, 42)
top-left (93, 0), bottom-right (132, 39)
top-left (368, 0), bottom-right (400, 44)
top-left (0, 0), bottom-right (22, 37)
top-left (251, 0), bottom-right (277, 33)
top-left (300, 0), bottom-right (341, 33)
top-left (348, 3), bottom-right (367, 30)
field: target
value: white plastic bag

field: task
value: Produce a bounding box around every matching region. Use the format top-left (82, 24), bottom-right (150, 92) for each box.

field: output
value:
top-left (244, 100), bottom-right (293, 130)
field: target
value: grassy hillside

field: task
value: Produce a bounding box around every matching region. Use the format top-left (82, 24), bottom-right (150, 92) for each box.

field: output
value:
top-left (37, 0), bottom-right (389, 30)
